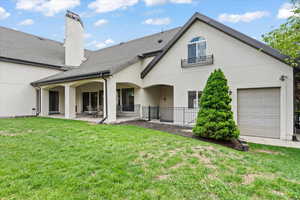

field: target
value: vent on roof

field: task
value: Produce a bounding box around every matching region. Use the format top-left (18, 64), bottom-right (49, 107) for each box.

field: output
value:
top-left (158, 39), bottom-right (163, 44)
top-left (119, 42), bottom-right (124, 45)
top-left (37, 37), bottom-right (45, 41)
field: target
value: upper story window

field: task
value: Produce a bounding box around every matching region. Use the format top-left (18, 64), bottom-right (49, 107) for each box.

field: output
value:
top-left (181, 36), bottom-right (213, 67)
top-left (188, 37), bottom-right (206, 63)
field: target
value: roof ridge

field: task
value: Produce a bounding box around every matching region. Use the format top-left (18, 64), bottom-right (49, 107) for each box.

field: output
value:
top-left (0, 25), bottom-right (64, 45)
top-left (92, 26), bottom-right (182, 53)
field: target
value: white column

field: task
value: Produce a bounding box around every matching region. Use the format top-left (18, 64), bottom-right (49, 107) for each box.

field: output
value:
top-left (65, 85), bottom-right (76, 119)
top-left (104, 78), bottom-right (117, 123)
top-left (135, 87), bottom-right (144, 118)
top-left (40, 88), bottom-right (49, 117)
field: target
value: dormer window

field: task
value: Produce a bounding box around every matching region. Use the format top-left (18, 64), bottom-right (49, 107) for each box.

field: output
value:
top-left (181, 36), bottom-right (213, 68)
top-left (188, 37), bottom-right (206, 63)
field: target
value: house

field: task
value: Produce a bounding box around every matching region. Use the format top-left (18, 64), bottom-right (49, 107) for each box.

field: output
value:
top-left (0, 11), bottom-right (296, 140)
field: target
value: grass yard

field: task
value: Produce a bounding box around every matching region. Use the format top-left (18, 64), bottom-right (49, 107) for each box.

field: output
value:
top-left (0, 118), bottom-right (300, 200)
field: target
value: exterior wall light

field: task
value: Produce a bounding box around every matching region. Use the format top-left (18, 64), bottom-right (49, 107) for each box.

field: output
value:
top-left (280, 75), bottom-right (288, 81)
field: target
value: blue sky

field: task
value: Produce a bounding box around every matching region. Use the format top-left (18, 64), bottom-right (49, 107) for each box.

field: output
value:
top-left (0, 0), bottom-right (295, 50)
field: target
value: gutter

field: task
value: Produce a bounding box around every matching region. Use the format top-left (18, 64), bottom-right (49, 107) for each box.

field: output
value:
top-left (0, 56), bottom-right (65, 71)
top-left (31, 70), bottom-right (111, 87)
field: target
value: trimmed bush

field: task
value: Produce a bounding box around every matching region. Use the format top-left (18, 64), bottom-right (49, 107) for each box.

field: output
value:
top-left (193, 69), bottom-right (240, 140)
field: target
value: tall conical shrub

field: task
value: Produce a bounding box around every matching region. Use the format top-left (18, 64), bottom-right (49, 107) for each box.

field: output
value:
top-left (193, 69), bottom-right (240, 140)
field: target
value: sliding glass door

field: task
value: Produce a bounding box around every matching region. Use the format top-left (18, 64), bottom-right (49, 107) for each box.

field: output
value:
top-left (49, 91), bottom-right (59, 114)
top-left (82, 92), bottom-right (90, 112)
top-left (82, 92), bottom-right (103, 112)
top-left (121, 88), bottom-right (134, 111)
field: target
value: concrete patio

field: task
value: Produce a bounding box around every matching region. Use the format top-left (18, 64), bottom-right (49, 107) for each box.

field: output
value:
top-left (240, 135), bottom-right (300, 149)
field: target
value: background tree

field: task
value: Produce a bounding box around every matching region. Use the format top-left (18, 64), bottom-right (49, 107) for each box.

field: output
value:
top-left (193, 69), bottom-right (240, 140)
top-left (262, 0), bottom-right (299, 66)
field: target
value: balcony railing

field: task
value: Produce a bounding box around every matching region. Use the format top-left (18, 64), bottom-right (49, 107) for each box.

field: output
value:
top-left (181, 55), bottom-right (214, 68)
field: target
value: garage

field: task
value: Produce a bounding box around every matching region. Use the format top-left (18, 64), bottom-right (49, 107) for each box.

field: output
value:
top-left (237, 88), bottom-right (280, 139)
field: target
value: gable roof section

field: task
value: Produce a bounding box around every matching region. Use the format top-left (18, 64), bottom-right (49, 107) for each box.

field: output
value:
top-left (32, 27), bottom-right (181, 86)
top-left (0, 26), bottom-right (68, 70)
top-left (141, 12), bottom-right (289, 79)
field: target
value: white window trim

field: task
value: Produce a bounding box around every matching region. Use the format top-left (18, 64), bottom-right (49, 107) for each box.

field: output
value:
top-left (188, 37), bottom-right (206, 58)
top-left (188, 91), bottom-right (202, 109)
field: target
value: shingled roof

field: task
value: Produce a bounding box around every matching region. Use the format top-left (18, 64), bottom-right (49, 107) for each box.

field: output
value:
top-left (32, 27), bottom-right (181, 86)
top-left (0, 26), bottom-right (94, 70)
top-left (1, 12), bottom-right (290, 86)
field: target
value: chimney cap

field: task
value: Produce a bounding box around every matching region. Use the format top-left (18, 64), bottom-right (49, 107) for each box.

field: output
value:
top-left (66, 10), bottom-right (84, 28)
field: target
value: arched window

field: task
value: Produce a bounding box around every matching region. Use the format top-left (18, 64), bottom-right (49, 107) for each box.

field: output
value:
top-left (188, 37), bottom-right (206, 63)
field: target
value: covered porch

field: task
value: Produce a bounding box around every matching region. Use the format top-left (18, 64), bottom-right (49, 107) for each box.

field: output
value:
top-left (38, 78), bottom-right (141, 123)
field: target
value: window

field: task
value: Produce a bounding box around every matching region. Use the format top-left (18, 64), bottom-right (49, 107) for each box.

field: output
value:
top-left (122, 88), bottom-right (134, 111)
top-left (188, 37), bottom-right (206, 63)
top-left (99, 91), bottom-right (103, 108)
top-left (188, 91), bottom-right (202, 108)
top-left (49, 91), bottom-right (59, 113)
top-left (82, 92), bottom-right (90, 112)
top-left (82, 91), bottom-right (102, 112)
top-left (91, 92), bottom-right (98, 110)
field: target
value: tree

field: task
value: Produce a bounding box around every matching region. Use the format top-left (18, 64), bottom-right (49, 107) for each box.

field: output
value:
top-left (262, 0), bottom-right (300, 66)
top-left (193, 69), bottom-right (240, 140)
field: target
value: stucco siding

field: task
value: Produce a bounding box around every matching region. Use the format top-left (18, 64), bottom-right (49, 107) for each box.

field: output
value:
top-left (0, 61), bottom-right (61, 117)
top-left (141, 20), bottom-right (293, 140)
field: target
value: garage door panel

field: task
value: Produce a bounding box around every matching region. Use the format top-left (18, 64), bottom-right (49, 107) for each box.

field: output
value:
top-left (238, 88), bottom-right (280, 139)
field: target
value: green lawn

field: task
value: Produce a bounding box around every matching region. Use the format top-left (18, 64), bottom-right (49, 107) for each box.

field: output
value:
top-left (0, 118), bottom-right (300, 200)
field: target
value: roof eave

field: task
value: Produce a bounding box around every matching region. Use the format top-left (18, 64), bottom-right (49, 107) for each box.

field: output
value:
top-left (0, 56), bottom-right (65, 71)
top-left (31, 70), bottom-right (111, 87)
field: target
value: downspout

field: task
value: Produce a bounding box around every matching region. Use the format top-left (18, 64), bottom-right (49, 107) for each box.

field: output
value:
top-left (98, 76), bottom-right (108, 124)
top-left (293, 68), bottom-right (298, 141)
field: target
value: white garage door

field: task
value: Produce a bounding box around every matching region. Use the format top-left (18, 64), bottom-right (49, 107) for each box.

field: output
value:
top-left (237, 88), bottom-right (280, 139)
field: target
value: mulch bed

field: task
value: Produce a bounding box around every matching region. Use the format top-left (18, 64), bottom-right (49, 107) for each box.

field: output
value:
top-left (119, 120), bottom-right (248, 151)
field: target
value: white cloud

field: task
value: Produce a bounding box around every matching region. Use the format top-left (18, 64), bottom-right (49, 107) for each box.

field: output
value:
top-left (218, 11), bottom-right (269, 23)
top-left (144, 0), bottom-right (166, 6)
top-left (104, 39), bottom-right (114, 44)
top-left (18, 19), bottom-right (34, 26)
top-left (86, 39), bottom-right (115, 49)
top-left (144, 0), bottom-right (191, 6)
top-left (15, 0), bottom-right (80, 16)
top-left (169, 0), bottom-right (192, 4)
top-left (84, 33), bottom-right (92, 39)
top-left (95, 39), bottom-right (115, 48)
top-left (144, 17), bottom-right (171, 25)
top-left (277, 3), bottom-right (295, 19)
top-left (0, 7), bottom-right (10, 20)
top-left (94, 19), bottom-right (108, 27)
top-left (88, 0), bottom-right (192, 13)
top-left (88, 0), bottom-right (138, 13)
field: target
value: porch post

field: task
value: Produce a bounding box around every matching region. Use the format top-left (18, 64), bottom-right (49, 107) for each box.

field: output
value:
top-left (40, 87), bottom-right (49, 117)
top-left (65, 84), bottom-right (76, 119)
top-left (104, 78), bottom-right (117, 123)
